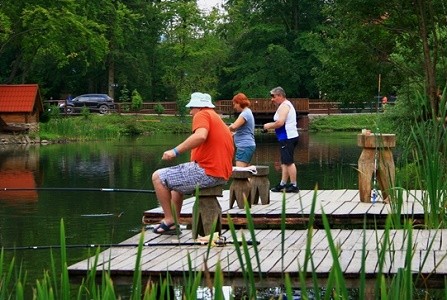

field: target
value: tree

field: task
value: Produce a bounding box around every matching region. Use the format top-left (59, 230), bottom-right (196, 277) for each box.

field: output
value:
top-left (309, 0), bottom-right (447, 117)
top-left (131, 89), bottom-right (143, 111)
top-left (218, 0), bottom-right (323, 98)
top-left (158, 0), bottom-right (228, 102)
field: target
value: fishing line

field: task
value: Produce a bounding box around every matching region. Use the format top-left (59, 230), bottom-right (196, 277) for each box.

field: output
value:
top-left (371, 74), bottom-right (382, 204)
top-left (1, 238), bottom-right (260, 251)
top-left (0, 187), bottom-right (156, 193)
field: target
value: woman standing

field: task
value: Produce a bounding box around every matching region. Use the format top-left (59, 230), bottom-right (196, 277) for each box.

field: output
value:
top-left (228, 93), bottom-right (256, 167)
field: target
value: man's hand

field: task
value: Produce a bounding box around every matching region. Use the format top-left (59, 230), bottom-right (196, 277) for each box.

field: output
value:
top-left (162, 149), bottom-right (176, 160)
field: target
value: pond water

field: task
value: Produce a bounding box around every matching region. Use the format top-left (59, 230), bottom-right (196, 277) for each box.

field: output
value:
top-left (0, 131), bottom-right (363, 295)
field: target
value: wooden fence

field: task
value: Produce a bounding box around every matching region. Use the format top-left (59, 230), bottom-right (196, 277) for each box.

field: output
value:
top-left (45, 98), bottom-right (386, 115)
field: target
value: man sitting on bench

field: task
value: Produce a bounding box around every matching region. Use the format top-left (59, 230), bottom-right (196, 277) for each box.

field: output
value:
top-left (151, 92), bottom-right (234, 235)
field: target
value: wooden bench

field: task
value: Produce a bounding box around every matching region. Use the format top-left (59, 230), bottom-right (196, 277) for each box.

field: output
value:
top-left (250, 166), bottom-right (270, 205)
top-left (191, 185), bottom-right (223, 239)
top-left (229, 170), bottom-right (252, 209)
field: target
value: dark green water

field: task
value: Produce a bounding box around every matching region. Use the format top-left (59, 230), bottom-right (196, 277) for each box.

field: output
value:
top-left (0, 132), bottom-right (363, 294)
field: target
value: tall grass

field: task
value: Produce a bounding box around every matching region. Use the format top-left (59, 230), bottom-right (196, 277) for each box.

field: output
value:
top-left (39, 114), bottom-right (192, 141)
top-left (395, 92), bottom-right (447, 229)
top-left (1, 191), bottom-right (446, 299)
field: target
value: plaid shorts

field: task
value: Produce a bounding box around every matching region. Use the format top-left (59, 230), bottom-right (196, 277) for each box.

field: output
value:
top-left (157, 162), bottom-right (227, 194)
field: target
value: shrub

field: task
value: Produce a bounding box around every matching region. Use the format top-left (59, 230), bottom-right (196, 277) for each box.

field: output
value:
top-left (131, 89), bottom-right (143, 111)
top-left (154, 102), bottom-right (165, 115)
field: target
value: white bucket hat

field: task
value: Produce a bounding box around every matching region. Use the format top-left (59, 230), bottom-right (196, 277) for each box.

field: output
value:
top-left (185, 92), bottom-right (215, 108)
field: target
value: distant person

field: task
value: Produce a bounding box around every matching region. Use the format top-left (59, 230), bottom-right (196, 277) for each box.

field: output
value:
top-left (228, 93), bottom-right (256, 167)
top-left (381, 96), bottom-right (388, 109)
top-left (263, 87), bottom-right (299, 193)
top-left (151, 92), bottom-right (234, 234)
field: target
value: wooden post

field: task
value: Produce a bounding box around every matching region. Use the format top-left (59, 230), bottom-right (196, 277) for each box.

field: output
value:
top-left (192, 185), bottom-right (223, 239)
top-left (229, 170), bottom-right (252, 209)
top-left (357, 133), bottom-right (396, 203)
top-left (250, 166), bottom-right (270, 205)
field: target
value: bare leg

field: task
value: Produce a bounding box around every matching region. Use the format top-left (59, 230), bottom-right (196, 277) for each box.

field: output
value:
top-left (280, 163), bottom-right (297, 185)
top-left (286, 163), bottom-right (297, 183)
top-left (152, 170), bottom-right (178, 225)
top-left (171, 190), bottom-right (184, 221)
top-left (280, 164), bottom-right (289, 183)
top-left (236, 161), bottom-right (249, 167)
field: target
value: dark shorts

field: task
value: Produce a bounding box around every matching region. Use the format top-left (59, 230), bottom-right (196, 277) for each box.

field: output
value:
top-left (157, 162), bottom-right (227, 194)
top-left (235, 146), bottom-right (256, 163)
top-left (279, 137), bottom-right (298, 165)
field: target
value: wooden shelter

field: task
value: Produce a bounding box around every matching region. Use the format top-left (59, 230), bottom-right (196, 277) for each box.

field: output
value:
top-left (0, 84), bottom-right (43, 132)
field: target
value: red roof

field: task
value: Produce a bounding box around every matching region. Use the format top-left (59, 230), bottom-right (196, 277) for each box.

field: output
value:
top-left (0, 84), bottom-right (40, 112)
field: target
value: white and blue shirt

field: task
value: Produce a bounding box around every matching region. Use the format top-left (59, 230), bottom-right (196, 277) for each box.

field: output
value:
top-left (274, 100), bottom-right (299, 141)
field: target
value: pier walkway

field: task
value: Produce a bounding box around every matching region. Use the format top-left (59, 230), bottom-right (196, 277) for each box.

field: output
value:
top-left (142, 189), bottom-right (426, 227)
top-left (68, 227), bottom-right (447, 287)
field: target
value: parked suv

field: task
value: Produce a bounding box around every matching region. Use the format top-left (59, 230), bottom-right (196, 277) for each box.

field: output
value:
top-left (60, 94), bottom-right (115, 114)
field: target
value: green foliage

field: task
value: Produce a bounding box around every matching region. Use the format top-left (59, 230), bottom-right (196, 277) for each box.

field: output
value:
top-left (408, 121), bottom-right (447, 228)
top-left (40, 103), bottom-right (61, 123)
top-left (176, 94), bottom-right (190, 118)
top-left (309, 114), bottom-right (379, 132)
top-left (119, 85), bottom-right (130, 102)
top-left (378, 85), bottom-right (428, 137)
top-left (39, 114), bottom-right (192, 141)
top-left (0, 12), bottom-right (12, 43)
top-left (154, 102), bottom-right (165, 115)
top-left (80, 106), bottom-right (91, 120)
top-left (131, 89), bottom-right (143, 111)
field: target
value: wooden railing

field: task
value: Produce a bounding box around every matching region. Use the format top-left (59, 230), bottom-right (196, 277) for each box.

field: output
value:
top-left (46, 98), bottom-right (386, 115)
top-left (115, 98), bottom-right (310, 115)
top-left (216, 98), bottom-right (310, 115)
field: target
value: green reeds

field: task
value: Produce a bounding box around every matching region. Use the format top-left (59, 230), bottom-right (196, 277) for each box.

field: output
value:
top-left (404, 111), bottom-right (447, 228)
top-left (3, 187), bottom-right (447, 299)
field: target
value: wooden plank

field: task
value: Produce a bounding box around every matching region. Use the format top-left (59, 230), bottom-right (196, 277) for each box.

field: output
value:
top-left (434, 250), bottom-right (447, 274)
top-left (68, 228), bottom-right (447, 287)
top-left (344, 250), bottom-right (367, 274)
top-left (337, 229), bottom-right (365, 249)
top-left (143, 189), bottom-right (430, 226)
top-left (338, 250), bottom-right (356, 272)
top-left (419, 250), bottom-right (436, 274)
top-left (310, 250), bottom-right (331, 274)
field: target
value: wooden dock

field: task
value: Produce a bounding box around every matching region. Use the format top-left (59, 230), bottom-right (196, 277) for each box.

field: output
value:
top-left (67, 189), bottom-right (447, 288)
top-left (142, 189), bottom-right (426, 227)
top-left (68, 227), bottom-right (447, 287)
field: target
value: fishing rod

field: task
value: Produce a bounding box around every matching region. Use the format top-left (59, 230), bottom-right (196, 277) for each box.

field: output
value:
top-left (2, 239), bottom-right (260, 251)
top-left (0, 187), bottom-right (156, 193)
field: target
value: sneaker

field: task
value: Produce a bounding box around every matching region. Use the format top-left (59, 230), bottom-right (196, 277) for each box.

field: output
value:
top-left (270, 183), bottom-right (287, 192)
top-left (285, 184), bottom-right (299, 193)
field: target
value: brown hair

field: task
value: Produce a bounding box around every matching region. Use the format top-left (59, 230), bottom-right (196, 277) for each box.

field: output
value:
top-left (232, 93), bottom-right (251, 108)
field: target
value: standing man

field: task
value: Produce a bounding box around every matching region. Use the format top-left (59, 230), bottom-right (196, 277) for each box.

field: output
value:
top-left (151, 92), bottom-right (234, 234)
top-left (263, 87), bottom-right (299, 193)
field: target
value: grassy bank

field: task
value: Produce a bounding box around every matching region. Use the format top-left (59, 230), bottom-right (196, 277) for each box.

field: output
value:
top-left (308, 113), bottom-right (381, 132)
top-left (39, 113), bottom-right (379, 141)
top-left (39, 113), bottom-right (193, 141)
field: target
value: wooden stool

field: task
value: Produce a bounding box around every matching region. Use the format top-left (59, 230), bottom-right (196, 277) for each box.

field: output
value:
top-left (250, 166), bottom-right (270, 205)
top-left (357, 133), bottom-right (396, 203)
top-left (229, 170), bottom-right (252, 209)
top-left (192, 185), bottom-right (223, 239)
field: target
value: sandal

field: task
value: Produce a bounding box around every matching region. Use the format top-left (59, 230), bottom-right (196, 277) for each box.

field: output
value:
top-left (153, 222), bottom-right (181, 235)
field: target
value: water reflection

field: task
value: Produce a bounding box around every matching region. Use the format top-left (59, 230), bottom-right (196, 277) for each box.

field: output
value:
top-left (0, 145), bottom-right (39, 205)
